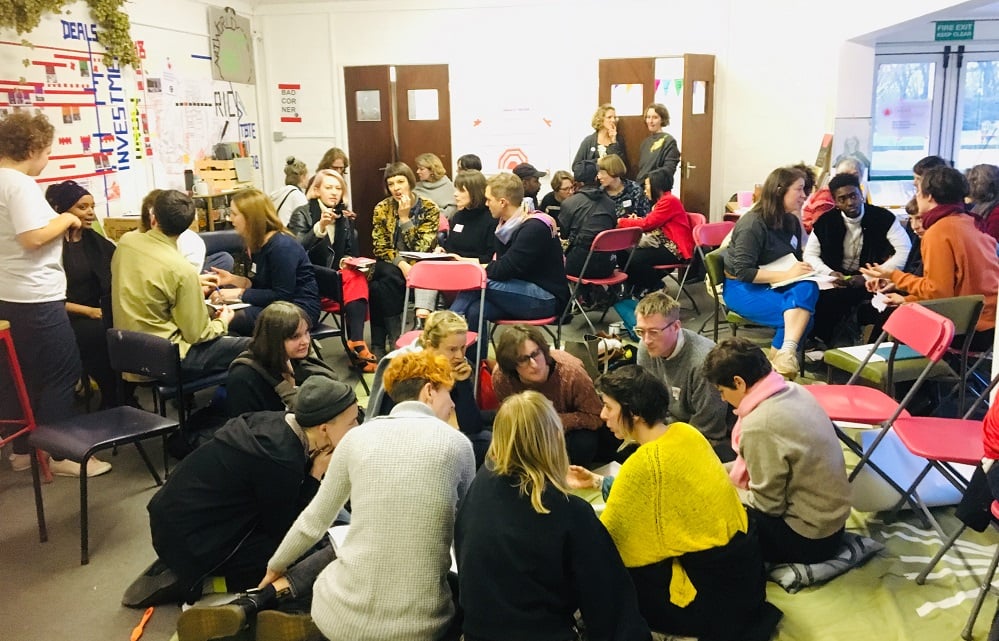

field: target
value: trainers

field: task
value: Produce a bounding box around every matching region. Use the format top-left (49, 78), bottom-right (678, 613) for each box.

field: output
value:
top-left (49, 457), bottom-right (112, 478)
top-left (770, 348), bottom-right (800, 380)
top-left (177, 604), bottom-right (248, 641)
top-left (256, 610), bottom-right (322, 641)
top-left (9, 452), bottom-right (31, 472)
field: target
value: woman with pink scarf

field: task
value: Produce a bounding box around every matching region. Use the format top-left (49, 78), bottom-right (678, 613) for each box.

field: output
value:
top-left (702, 337), bottom-right (851, 564)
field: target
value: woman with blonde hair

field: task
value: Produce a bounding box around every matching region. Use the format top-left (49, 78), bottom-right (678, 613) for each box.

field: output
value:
top-left (368, 310), bottom-right (490, 465)
top-left (455, 391), bottom-right (651, 641)
top-left (211, 189), bottom-right (320, 336)
top-left (573, 103), bottom-right (627, 166)
top-left (288, 169), bottom-right (376, 370)
top-left (414, 152), bottom-right (457, 220)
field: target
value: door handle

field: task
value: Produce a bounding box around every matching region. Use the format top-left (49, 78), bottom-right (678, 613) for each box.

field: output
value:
top-left (685, 162), bottom-right (696, 179)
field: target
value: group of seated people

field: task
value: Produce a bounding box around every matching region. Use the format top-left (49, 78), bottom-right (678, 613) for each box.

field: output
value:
top-left (722, 155), bottom-right (999, 380)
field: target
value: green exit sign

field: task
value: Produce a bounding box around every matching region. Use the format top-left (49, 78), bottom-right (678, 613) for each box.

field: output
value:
top-left (936, 20), bottom-right (975, 41)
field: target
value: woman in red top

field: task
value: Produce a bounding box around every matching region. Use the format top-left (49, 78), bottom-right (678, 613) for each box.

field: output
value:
top-left (617, 168), bottom-right (694, 294)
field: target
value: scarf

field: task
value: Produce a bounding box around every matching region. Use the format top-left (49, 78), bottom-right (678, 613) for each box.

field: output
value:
top-left (494, 212), bottom-right (559, 244)
top-left (728, 370), bottom-right (787, 489)
top-left (921, 203), bottom-right (967, 231)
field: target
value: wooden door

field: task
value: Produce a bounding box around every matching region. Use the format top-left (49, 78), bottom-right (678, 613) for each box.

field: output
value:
top-left (679, 54), bottom-right (715, 218)
top-left (395, 65), bottom-right (452, 177)
top-left (344, 65), bottom-right (394, 257)
top-left (598, 58), bottom-right (654, 180)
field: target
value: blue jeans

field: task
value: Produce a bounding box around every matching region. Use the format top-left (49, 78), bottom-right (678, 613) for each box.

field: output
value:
top-left (723, 278), bottom-right (818, 348)
top-left (451, 279), bottom-right (557, 362)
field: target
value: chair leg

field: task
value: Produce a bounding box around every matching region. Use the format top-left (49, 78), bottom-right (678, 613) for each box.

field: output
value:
top-left (964, 541), bottom-right (999, 641)
top-left (30, 449), bottom-right (48, 543)
top-left (917, 522), bottom-right (967, 585)
top-left (133, 442), bottom-right (163, 486)
top-left (80, 459), bottom-right (89, 565)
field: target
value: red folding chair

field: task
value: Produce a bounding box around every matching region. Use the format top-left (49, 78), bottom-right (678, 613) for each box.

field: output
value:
top-left (692, 221), bottom-right (735, 340)
top-left (561, 227), bottom-right (642, 341)
top-left (651, 212), bottom-right (704, 312)
top-left (806, 303), bottom-right (955, 493)
top-left (399, 261), bottom-right (487, 393)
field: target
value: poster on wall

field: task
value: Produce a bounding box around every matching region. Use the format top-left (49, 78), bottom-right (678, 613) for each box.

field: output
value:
top-left (0, 4), bottom-right (261, 217)
top-left (832, 117), bottom-right (873, 177)
top-left (208, 6), bottom-right (255, 85)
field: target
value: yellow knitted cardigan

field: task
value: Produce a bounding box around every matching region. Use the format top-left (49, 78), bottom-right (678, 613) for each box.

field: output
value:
top-left (600, 422), bottom-right (748, 607)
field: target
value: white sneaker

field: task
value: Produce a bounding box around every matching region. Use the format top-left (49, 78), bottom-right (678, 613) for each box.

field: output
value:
top-left (9, 452), bottom-right (31, 472)
top-left (49, 457), bottom-right (112, 478)
top-left (770, 348), bottom-right (800, 380)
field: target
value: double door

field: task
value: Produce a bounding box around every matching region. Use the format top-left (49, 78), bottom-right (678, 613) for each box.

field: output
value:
top-left (343, 64), bottom-right (452, 257)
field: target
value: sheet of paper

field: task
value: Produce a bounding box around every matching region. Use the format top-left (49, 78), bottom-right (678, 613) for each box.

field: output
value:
top-left (206, 301), bottom-right (251, 310)
top-left (871, 292), bottom-right (889, 312)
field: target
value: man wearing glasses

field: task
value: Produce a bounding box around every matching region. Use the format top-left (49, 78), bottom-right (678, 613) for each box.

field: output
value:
top-left (635, 292), bottom-right (735, 461)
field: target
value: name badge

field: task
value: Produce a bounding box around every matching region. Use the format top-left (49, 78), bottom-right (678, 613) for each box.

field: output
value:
top-left (623, 200), bottom-right (632, 208)
top-left (671, 386), bottom-right (681, 402)
top-left (790, 236), bottom-right (799, 250)
top-left (453, 224), bottom-right (464, 232)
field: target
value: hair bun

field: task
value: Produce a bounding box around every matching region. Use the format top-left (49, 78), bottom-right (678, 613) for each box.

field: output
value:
top-left (286, 156), bottom-right (297, 165)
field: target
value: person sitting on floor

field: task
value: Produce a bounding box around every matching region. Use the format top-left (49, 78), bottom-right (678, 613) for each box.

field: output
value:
top-left (455, 391), bottom-right (653, 641)
top-left (367, 310), bottom-right (492, 467)
top-left (634, 292), bottom-right (735, 461)
top-left (122, 376), bottom-right (358, 610)
top-left (702, 337), bottom-right (850, 564)
top-left (492, 324), bottom-right (612, 466)
top-left (566, 366), bottom-right (782, 641)
top-left (804, 172), bottom-right (910, 346)
top-left (226, 301), bottom-right (336, 417)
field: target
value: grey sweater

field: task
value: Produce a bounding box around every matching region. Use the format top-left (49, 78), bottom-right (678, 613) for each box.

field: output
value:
top-left (415, 177), bottom-right (457, 220)
top-left (267, 401), bottom-right (476, 641)
top-left (637, 329), bottom-right (733, 445)
top-left (739, 383), bottom-right (851, 539)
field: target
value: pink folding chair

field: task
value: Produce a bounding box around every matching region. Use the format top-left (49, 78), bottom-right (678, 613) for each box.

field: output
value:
top-left (805, 303), bottom-right (955, 491)
top-left (399, 261), bottom-right (487, 393)
top-left (692, 221), bottom-right (736, 340)
top-left (652, 212), bottom-right (705, 312)
top-left (562, 227), bottom-right (642, 341)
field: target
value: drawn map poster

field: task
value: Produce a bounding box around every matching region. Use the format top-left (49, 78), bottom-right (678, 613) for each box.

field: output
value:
top-left (208, 6), bottom-right (255, 85)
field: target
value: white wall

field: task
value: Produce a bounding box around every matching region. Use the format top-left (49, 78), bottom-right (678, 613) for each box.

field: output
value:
top-left (252, 0), bottom-right (979, 217)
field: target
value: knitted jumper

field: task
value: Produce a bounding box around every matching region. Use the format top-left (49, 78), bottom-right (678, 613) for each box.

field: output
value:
top-left (600, 422), bottom-right (747, 606)
top-left (267, 401), bottom-right (476, 641)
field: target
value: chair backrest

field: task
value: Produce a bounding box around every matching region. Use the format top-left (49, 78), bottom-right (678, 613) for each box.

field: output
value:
top-left (883, 303), bottom-right (956, 362)
top-left (693, 221), bottom-right (735, 249)
top-left (917, 295), bottom-right (984, 340)
top-left (199, 230), bottom-right (244, 256)
top-left (687, 212), bottom-right (707, 230)
top-left (106, 329), bottom-right (183, 385)
top-left (589, 227), bottom-right (642, 253)
top-left (406, 260), bottom-right (487, 291)
top-left (703, 248), bottom-right (726, 287)
top-left (438, 213), bottom-right (450, 233)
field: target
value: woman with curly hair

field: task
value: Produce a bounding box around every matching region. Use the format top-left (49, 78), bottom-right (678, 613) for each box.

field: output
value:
top-left (573, 103), bottom-right (627, 166)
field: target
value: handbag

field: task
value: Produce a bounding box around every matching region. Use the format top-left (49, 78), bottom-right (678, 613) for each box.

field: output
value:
top-left (637, 229), bottom-right (666, 249)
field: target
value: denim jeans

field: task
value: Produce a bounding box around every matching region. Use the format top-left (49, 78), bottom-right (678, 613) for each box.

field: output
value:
top-left (451, 279), bottom-right (557, 362)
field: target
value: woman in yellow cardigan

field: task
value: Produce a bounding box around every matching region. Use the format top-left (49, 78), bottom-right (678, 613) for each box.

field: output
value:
top-left (567, 365), bottom-right (781, 641)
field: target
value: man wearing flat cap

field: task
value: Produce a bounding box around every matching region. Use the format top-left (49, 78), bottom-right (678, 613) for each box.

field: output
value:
top-left (124, 376), bottom-right (359, 608)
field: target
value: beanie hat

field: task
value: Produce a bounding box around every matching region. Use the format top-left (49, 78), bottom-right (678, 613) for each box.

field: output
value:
top-left (573, 160), bottom-right (598, 185)
top-left (45, 180), bottom-right (91, 213)
top-left (294, 377), bottom-right (356, 427)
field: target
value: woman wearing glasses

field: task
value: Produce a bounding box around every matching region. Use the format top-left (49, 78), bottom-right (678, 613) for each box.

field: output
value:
top-left (537, 170), bottom-right (575, 224)
top-left (492, 324), bottom-right (611, 466)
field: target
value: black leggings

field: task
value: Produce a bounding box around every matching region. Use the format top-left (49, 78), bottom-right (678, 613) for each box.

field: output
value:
top-left (745, 506), bottom-right (843, 564)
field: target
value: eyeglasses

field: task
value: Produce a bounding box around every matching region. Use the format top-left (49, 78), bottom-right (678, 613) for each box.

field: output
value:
top-left (332, 166), bottom-right (347, 174)
top-left (633, 322), bottom-right (676, 339)
top-left (515, 348), bottom-right (545, 366)
top-left (557, 185), bottom-right (573, 193)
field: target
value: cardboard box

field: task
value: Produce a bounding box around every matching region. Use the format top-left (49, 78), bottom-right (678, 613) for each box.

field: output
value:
top-left (102, 217), bottom-right (141, 242)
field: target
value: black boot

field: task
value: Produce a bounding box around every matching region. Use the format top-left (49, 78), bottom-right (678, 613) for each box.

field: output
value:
top-left (176, 588), bottom-right (276, 641)
top-left (383, 314), bottom-right (403, 349)
top-left (121, 558), bottom-right (189, 608)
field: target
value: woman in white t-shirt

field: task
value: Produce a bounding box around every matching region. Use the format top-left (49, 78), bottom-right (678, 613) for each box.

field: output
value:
top-left (0, 112), bottom-right (109, 477)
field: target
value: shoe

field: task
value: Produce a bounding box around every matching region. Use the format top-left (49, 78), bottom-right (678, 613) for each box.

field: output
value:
top-left (770, 348), bottom-right (800, 380)
top-left (256, 610), bottom-right (322, 641)
top-left (122, 559), bottom-right (189, 608)
top-left (9, 452), bottom-right (31, 472)
top-left (347, 340), bottom-right (378, 374)
top-left (177, 604), bottom-right (248, 641)
top-left (49, 456), bottom-right (112, 478)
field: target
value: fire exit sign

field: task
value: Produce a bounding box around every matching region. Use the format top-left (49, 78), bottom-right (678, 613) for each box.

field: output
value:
top-left (935, 20), bottom-right (975, 41)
